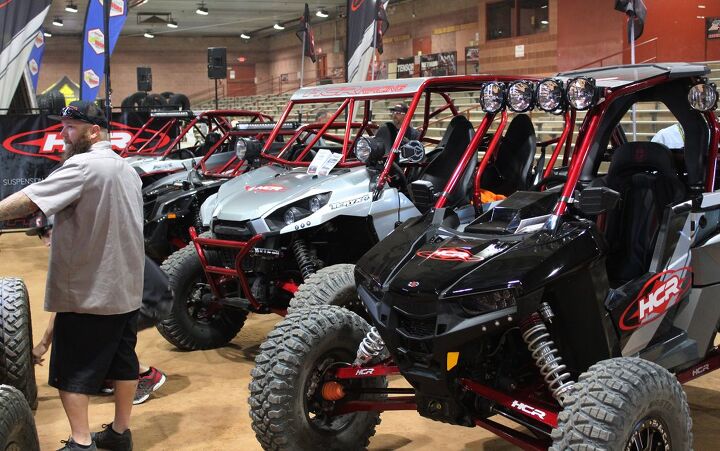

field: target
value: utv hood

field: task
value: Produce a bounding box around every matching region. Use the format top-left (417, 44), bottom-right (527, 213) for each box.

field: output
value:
top-left (357, 212), bottom-right (603, 299)
top-left (211, 165), bottom-right (365, 222)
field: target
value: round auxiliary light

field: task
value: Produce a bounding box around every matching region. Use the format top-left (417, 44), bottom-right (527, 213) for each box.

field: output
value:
top-left (354, 137), bottom-right (372, 163)
top-left (284, 207), bottom-right (304, 225)
top-left (235, 138), bottom-right (248, 160)
top-left (507, 80), bottom-right (535, 113)
top-left (688, 83), bottom-right (718, 111)
top-left (536, 78), bottom-right (564, 113)
top-left (480, 82), bottom-right (506, 113)
top-left (566, 77), bottom-right (597, 111)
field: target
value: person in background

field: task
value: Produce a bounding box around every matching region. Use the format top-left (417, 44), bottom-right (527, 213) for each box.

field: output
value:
top-left (0, 100), bottom-right (143, 451)
top-left (389, 103), bottom-right (421, 140)
top-left (651, 123), bottom-right (684, 149)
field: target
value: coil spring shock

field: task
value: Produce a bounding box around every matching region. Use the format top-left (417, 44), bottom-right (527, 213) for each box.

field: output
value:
top-left (353, 327), bottom-right (386, 366)
top-left (521, 312), bottom-right (574, 404)
top-left (292, 238), bottom-right (316, 280)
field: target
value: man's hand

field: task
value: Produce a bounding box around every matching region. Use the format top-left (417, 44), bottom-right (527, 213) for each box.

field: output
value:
top-left (0, 192), bottom-right (39, 222)
top-left (32, 341), bottom-right (49, 365)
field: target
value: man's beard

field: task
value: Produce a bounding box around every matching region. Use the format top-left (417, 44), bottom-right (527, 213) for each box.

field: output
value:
top-left (62, 134), bottom-right (93, 162)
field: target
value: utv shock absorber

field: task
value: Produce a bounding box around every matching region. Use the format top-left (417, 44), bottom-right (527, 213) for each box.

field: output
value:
top-left (520, 307), bottom-right (574, 404)
top-left (353, 327), bottom-right (387, 366)
top-left (291, 238), bottom-right (316, 280)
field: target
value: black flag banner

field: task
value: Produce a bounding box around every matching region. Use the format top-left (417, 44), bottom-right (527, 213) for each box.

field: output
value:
top-left (297, 3), bottom-right (316, 63)
top-left (0, 0), bottom-right (52, 111)
top-left (347, 0), bottom-right (389, 83)
top-left (375, 0), bottom-right (390, 54)
top-left (614, 0), bottom-right (647, 40)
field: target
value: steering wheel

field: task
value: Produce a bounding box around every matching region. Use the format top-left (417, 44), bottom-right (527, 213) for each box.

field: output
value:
top-left (178, 148), bottom-right (197, 160)
top-left (530, 174), bottom-right (568, 192)
top-left (388, 161), bottom-right (408, 191)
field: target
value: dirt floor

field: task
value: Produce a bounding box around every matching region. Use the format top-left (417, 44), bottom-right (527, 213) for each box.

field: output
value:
top-left (2, 232), bottom-right (719, 450)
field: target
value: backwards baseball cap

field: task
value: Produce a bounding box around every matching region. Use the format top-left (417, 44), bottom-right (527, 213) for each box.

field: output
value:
top-left (389, 103), bottom-right (408, 113)
top-left (49, 100), bottom-right (108, 128)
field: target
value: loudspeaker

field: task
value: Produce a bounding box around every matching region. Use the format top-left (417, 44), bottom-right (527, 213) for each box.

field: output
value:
top-left (207, 47), bottom-right (227, 79)
top-left (137, 66), bottom-right (152, 92)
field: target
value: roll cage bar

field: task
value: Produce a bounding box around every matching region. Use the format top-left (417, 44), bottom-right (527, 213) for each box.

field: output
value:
top-left (120, 109), bottom-right (274, 158)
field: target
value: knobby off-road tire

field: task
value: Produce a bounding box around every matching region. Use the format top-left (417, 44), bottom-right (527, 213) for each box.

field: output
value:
top-left (249, 306), bottom-right (385, 450)
top-left (288, 264), bottom-right (368, 320)
top-left (248, 309), bottom-right (310, 449)
top-left (156, 238), bottom-right (247, 350)
top-left (551, 357), bottom-right (692, 451)
top-left (0, 385), bottom-right (39, 451)
top-left (0, 279), bottom-right (37, 410)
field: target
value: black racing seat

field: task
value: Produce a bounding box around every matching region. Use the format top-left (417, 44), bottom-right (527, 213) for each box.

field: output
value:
top-left (480, 114), bottom-right (537, 196)
top-left (410, 115), bottom-right (475, 212)
top-left (597, 141), bottom-right (686, 283)
top-left (199, 132), bottom-right (222, 156)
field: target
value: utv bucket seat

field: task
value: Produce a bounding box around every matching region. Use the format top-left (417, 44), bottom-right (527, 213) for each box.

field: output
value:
top-left (596, 141), bottom-right (686, 283)
top-left (410, 115), bottom-right (475, 212)
top-left (480, 113), bottom-right (537, 196)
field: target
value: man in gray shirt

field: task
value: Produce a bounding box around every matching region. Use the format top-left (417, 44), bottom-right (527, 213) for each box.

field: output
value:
top-left (0, 101), bottom-right (143, 451)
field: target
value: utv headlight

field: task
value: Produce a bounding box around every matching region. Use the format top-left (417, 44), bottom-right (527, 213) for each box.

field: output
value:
top-left (284, 206), bottom-right (308, 225)
top-left (355, 137), bottom-right (373, 163)
top-left (267, 193), bottom-right (331, 230)
top-left (566, 77), bottom-right (597, 111)
top-left (235, 138), bottom-right (248, 160)
top-left (480, 82), bottom-right (506, 113)
top-left (507, 81), bottom-right (535, 113)
top-left (688, 82), bottom-right (718, 111)
top-left (456, 288), bottom-right (517, 316)
top-left (536, 78), bottom-right (565, 113)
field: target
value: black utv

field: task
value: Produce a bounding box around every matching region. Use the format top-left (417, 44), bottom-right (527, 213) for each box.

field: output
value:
top-left (250, 63), bottom-right (720, 450)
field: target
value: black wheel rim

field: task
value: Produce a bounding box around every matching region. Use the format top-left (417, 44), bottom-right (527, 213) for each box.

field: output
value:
top-left (303, 350), bottom-right (356, 434)
top-left (624, 417), bottom-right (671, 451)
top-left (186, 282), bottom-right (220, 324)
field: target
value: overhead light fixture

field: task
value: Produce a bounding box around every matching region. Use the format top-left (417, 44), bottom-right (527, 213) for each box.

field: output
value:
top-left (273, 23), bottom-right (285, 30)
top-left (196, 1), bottom-right (209, 15)
top-left (144, 30), bottom-right (155, 38)
top-left (699, 5), bottom-right (706, 8)
top-left (65, 1), bottom-right (78, 13)
top-left (240, 33), bottom-right (251, 39)
top-left (43, 31), bottom-right (52, 37)
top-left (540, 20), bottom-right (549, 25)
top-left (316, 9), bottom-right (329, 18)
top-left (52, 17), bottom-right (64, 27)
top-left (167, 19), bottom-right (178, 28)
top-left (698, 15), bottom-right (706, 19)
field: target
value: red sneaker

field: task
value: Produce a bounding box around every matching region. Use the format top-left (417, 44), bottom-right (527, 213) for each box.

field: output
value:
top-left (133, 367), bottom-right (167, 405)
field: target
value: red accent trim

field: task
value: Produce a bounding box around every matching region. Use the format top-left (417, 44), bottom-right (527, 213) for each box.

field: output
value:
top-left (279, 280), bottom-right (299, 294)
top-left (460, 378), bottom-right (559, 428)
top-left (333, 396), bottom-right (416, 415)
top-left (472, 111), bottom-right (506, 206)
top-left (474, 418), bottom-right (550, 451)
top-left (190, 227), bottom-right (265, 310)
top-left (543, 110), bottom-right (575, 178)
top-left (335, 364), bottom-right (402, 379)
top-left (676, 347), bottom-right (720, 384)
top-left (705, 111), bottom-right (719, 191)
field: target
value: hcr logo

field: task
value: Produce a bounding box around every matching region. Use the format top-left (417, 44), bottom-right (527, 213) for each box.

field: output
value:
top-left (510, 400), bottom-right (546, 420)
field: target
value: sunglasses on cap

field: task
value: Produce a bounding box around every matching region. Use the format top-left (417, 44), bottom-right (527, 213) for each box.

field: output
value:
top-left (60, 106), bottom-right (94, 123)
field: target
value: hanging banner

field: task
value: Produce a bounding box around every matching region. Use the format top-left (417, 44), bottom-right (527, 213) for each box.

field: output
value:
top-left (707, 18), bottom-right (720, 40)
top-left (80, 0), bottom-right (128, 101)
top-left (0, 0), bottom-right (52, 112)
top-left (420, 52), bottom-right (457, 76)
top-left (396, 57), bottom-right (415, 78)
top-left (346, 0), bottom-right (389, 83)
top-left (27, 29), bottom-right (46, 92)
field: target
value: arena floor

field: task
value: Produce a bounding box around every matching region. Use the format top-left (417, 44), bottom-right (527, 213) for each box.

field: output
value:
top-left (2, 233), bottom-right (719, 450)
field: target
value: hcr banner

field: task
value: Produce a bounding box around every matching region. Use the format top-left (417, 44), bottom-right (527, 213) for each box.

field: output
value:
top-left (27, 29), bottom-right (46, 92)
top-left (0, 0), bottom-right (51, 112)
top-left (80, 0), bottom-right (128, 101)
top-left (346, 0), bottom-right (389, 83)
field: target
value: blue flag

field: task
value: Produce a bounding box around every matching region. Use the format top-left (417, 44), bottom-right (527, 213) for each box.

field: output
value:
top-left (80, 0), bottom-right (128, 101)
top-left (27, 28), bottom-right (45, 92)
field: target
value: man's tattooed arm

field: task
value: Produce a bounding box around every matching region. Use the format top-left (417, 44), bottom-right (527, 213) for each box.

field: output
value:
top-left (0, 192), bottom-right (39, 221)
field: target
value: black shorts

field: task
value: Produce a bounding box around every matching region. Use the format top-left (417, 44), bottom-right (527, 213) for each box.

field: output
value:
top-left (49, 310), bottom-right (140, 395)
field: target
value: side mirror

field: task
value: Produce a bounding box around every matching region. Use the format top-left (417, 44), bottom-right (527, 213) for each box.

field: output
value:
top-left (400, 140), bottom-right (425, 163)
top-left (576, 186), bottom-right (620, 215)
